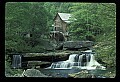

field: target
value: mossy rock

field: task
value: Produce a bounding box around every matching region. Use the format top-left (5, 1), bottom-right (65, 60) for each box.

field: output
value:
top-left (68, 70), bottom-right (96, 78)
top-left (22, 68), bottom-right (50, 77)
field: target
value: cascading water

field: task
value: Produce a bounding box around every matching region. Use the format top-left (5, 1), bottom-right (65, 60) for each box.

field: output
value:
top-left (12, 55), bottom-right (22, 68)
top-left (47, 50), bottom-right (106, 70)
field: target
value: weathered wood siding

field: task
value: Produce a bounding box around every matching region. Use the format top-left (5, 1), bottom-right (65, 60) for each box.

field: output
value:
top-left (54, 15), bottom-right (67, 33)
top-left (62, 21), bottom-right (67, 33)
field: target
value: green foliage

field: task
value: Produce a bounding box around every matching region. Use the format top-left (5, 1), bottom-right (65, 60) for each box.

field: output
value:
top-left (95, 30), bottom-right (116, 68)
top-left (69, 3), bottom-right (116, 41)
top-left (69, 3), bottom-right (116, 68)
top-left (43, 2), bottom-right (73, 30)
top-left (5, 59), bottom-right (23, 77)
top-left (5, 2), bottom-right (74, 53)
top-left (5, 2), bottom-right (116, 71)
top-left (5, 2), bottom-right (49, 53)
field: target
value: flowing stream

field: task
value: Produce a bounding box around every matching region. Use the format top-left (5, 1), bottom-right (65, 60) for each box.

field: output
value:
top-left (46, 50), bottom-right (106, 70)
top-left (40, 68), bottom-right (112, 78)
top-left (41, 50), bottom-right (108, 78)
top-left (10, 50), bottom-right (115, 78)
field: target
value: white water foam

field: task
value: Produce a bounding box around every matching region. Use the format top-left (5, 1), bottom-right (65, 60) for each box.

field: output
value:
top-left (46, 50), bottom-right (106, 70)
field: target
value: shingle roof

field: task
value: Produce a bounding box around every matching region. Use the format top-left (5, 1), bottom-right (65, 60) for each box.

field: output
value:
top-left (58, 13), bottom-right (71, 23)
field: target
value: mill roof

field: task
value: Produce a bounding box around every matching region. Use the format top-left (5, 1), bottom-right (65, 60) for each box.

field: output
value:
top-left (54, 13), bottom-right (72, 23)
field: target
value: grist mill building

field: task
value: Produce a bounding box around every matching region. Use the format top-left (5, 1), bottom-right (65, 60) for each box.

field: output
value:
top-left (50, 13), bottom-right (72, 42)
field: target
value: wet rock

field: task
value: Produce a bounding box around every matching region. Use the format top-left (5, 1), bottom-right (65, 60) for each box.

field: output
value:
top-left (96, 66), bottom-right (106, 70)
top-left (22, 68), bottom-right (51, 77)
top-left (63, 41), bottom-right (94, 50)
top-left (23, 52), bottom-right (70, 62)
top-left (100, 71), bottom-right (116, 78)
top-left (68, 70), bottom-right (96, 78)
top-left (55, 42), bottom-right (63, 50)
top-left (27, 61), bottom-right (51, 68)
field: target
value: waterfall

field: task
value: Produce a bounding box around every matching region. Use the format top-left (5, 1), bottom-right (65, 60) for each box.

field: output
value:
top-left (12, 55), bottom-right (22, 68)
top-left (46, 50), bottom-right (106, 70)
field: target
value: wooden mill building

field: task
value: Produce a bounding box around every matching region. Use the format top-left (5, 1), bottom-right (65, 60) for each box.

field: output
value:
top-left (50, 13), bottom-right (72, 42)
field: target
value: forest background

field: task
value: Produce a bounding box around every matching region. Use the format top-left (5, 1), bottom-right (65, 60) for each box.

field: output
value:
top-left (5, 2), bottom-right (116, 77)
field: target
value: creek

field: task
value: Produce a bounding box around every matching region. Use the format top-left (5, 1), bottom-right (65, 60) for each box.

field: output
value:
top-left (11, 50), bottom-right (115, 78)
top-left (39, 68), bottom-right (113, 78)
top-left (45, 50), bottom-right (106, 70)
top-left (38, 50), bottom-right (112, 78)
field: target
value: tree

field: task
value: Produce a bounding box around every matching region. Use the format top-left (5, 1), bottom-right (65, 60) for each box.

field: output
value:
top-left (58, 2), bottom-right (73, 13)
top-left (5, 2), bottom-right (49, 53)
top-left (69, 2), bottom-right (116, 68)
top-left (5, 2), bottom-right (31, 53)
top-left (69, 3), bottom-right (116, 41)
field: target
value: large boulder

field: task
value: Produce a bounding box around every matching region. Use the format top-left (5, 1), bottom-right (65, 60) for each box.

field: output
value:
top-left (63, 41), bottom-right (94, 50)
top-left (22, 69), bottom-right (51, 77)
